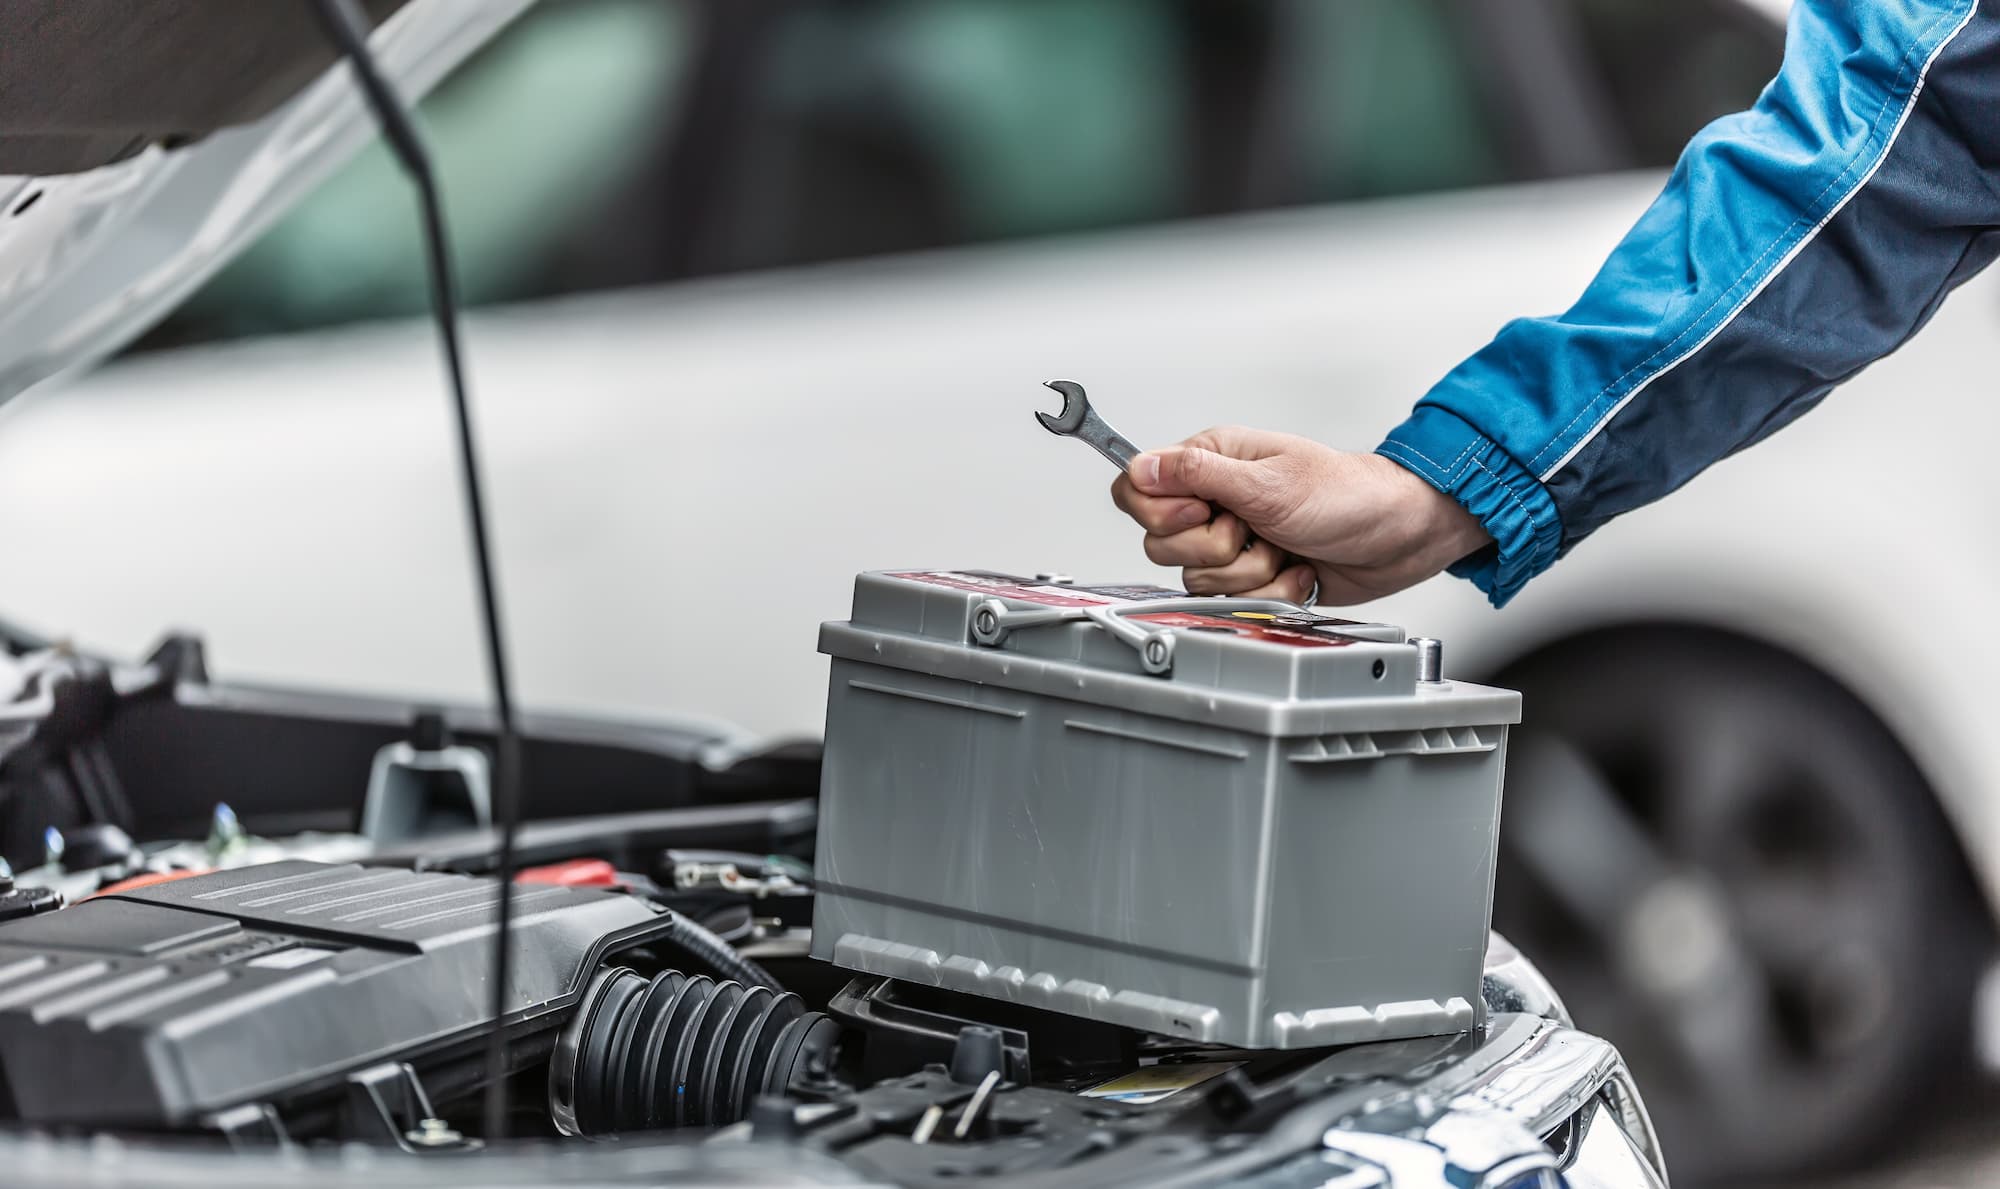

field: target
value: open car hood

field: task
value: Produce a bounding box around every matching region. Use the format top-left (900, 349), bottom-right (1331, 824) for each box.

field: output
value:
top-left (0, 0), bottom-right (531, 410)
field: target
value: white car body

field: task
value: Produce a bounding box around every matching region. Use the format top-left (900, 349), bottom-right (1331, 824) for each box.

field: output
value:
top-left (0, 4), bottom-right (1691, 1186)
top-left (3, 166), bottom-right (1995, 924)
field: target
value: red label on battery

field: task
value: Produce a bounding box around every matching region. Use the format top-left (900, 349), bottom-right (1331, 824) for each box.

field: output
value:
top-left (890, 573), bottom-right (1378, 647)
top-left (1127, 611), bottom-right (1360, 648)
top-left (890, 570), bottom-right (1182, 608)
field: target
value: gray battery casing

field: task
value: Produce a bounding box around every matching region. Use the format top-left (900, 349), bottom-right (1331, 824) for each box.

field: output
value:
top-left (811, 571), bottom-right (1521, 1050)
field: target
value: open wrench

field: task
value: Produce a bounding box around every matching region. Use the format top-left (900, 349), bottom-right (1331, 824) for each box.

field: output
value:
top-left (1036, 380), bottom-right (1140, 470)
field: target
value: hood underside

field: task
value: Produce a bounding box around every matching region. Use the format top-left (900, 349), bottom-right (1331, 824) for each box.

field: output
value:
top-left (0, 0), bottom-right (413, 176)
top-left (0, 0), bottom-right (531, 409)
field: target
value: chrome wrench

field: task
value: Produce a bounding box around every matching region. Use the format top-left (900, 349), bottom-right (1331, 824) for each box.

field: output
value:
top-left (1036, 380), bottom-right (1141, 470)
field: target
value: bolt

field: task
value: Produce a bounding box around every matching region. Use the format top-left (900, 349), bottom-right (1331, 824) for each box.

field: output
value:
top-left (410, 710), bottom-right (451, 752)
top-left (1412, 637), bottom-right (1443, 683)
top-left (404, 1117), bottom-right (463, 1148)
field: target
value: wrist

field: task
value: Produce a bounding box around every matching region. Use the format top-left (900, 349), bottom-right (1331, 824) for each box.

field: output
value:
top-left (1374, 405), bottom-right (1564, 607)
top-left (1425, 486), bottom-right (1492, 559)
top-left (1379, 453), bottom-right (1491, 558)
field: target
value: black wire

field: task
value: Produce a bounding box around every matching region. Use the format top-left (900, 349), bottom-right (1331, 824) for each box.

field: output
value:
top-left (307, 0), bottom-right (526, 1141)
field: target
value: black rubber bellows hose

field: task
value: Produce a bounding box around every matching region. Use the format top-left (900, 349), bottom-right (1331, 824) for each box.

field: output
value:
top-left (551, 967), bottom-right (834, 1134)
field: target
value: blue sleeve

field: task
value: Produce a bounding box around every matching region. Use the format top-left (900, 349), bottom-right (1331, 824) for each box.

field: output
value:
top-left (1376, 0), bottom-right (2000, 606)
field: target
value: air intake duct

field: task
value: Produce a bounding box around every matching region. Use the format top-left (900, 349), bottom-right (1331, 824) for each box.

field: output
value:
top-left (550, 967), bottom-right (837, 1134)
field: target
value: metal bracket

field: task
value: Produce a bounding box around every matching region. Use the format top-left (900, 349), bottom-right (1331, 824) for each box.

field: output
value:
top-left (206, 1102), bottom-right (292, 1150)
top-left (343, 1061), bottom-right (477, 1152)
top-left (969, 597), bottom-right (1308, 676)
top-left (968, 599), bottom-right (1086, 647)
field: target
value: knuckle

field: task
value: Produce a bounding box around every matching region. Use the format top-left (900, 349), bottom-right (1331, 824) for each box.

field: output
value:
top-left (1198, 520), bottom-right (1245, 566)
top-left (1242, 546), bottom-right (1281, 583)
top-left (1139, 504), bottom-right (1182, 535)
top-left (1189, 425), bottom-right (1234, 452)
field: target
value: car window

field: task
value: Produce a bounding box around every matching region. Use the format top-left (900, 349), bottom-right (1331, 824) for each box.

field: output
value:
top-left (1281, 0), bottom-right (1508, 201)
top-left (1562, 0), bottom-right (1784, 164)
top-left (137, 0), bottom-right (695, 349)
top-left (135, 0), bottom-right (1776, 353)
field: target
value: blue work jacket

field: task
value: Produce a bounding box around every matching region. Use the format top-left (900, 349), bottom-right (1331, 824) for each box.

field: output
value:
top-left (1377, 0), bottom-right (2000, 606)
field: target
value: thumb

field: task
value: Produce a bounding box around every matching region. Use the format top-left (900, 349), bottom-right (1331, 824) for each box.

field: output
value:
top-left (1130, 446), bottom-right (1267, 509)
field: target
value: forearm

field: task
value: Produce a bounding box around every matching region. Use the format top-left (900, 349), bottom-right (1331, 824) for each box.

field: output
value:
top-left (1380, 0), bottom-right (2000, 606)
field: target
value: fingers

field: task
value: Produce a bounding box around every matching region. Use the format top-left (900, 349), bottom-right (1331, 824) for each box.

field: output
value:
top-left (1143, 513), bottom-right (1249, 567)
top-left (1117, 424), bottom-right (1310, 531)
top-left (1129, 444), bottom-right (1266, 511)
top-left (1110, 472), bottom-right (1210, 535)
top-left (1234, 563), bottom-right (1318, 604)
top-left (1182, 539), bottom-right (1288, 595)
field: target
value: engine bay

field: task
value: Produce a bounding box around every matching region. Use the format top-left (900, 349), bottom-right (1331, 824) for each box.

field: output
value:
top-left (0, 626), bottom-right (1656, 1187)
top-left (0, 847), bottom-right (1602, 1184)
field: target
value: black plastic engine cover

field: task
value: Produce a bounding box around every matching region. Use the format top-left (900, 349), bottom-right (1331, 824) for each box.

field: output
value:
top-left (0, 860), bottom-right (670, 1127)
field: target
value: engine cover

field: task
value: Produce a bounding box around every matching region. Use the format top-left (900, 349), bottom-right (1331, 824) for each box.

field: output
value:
top-left (0, 860), bottom-right (669, 1127)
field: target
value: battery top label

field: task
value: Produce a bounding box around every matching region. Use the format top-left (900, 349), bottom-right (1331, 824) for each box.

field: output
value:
top-left (891, 570), bottom-right (1184, 608)
top-left (1128, 611), bottom-right (1359, 648)
top-left (890, 572), bottom-right (1367, 648)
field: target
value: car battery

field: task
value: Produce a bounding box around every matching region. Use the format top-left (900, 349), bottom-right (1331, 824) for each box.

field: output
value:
top-left (810, 570), bottom-right (1521, 1050)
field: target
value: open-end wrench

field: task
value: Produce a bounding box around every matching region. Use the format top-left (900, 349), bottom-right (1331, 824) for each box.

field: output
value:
top-left (1036, 380), bottom-right (1141, 470)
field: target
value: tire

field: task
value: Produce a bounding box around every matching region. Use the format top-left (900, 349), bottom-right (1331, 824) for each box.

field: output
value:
top-left (1488, 626), bottom-right (1989, 1186)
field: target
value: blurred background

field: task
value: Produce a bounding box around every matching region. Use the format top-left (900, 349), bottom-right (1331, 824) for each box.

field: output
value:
top-left (3, 0), bottom-right (1998, 1184)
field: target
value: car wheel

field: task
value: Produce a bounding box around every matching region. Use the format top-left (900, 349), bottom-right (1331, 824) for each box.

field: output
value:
top-left (1488, 626), bottom-right (1989, 1186)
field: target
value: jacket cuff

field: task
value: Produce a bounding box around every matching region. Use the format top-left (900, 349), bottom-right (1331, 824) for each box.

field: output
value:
top-left (1375, 405), bottom-right (1564, 608)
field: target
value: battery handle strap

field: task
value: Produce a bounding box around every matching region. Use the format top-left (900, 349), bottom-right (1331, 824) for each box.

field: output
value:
top-left (968, 597), bottom-right (1306, 676)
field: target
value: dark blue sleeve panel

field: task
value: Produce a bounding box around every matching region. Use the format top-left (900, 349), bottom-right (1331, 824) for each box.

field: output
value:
top-left (1377, 0), bottom-right (2000, 607)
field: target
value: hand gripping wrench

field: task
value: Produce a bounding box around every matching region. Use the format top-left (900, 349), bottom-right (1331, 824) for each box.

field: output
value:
top-left (1035, 378), bottom-right (1315, 602)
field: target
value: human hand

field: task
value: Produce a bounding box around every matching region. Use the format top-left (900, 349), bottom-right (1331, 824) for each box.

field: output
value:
top-left (1109, 426), bottom-right (1491, 605)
